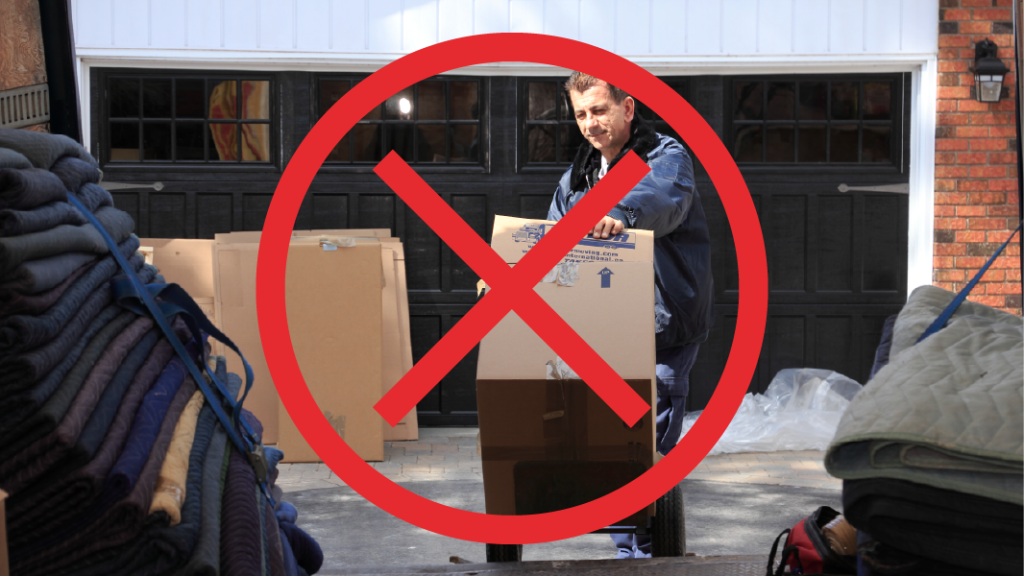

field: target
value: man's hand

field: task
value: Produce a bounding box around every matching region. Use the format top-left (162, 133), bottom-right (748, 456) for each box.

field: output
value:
top-left (590, 216), bottom-right (625, 239)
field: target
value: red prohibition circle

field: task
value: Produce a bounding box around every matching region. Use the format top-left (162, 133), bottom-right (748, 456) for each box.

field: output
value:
top-left (258, 33), bottom-right (768, 545)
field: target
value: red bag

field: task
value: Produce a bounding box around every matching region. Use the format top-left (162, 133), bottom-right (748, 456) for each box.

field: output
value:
top-left (766, 506), bottom-right (856, 575)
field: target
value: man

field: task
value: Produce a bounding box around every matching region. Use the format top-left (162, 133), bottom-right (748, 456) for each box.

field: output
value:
top-left (547, 72), bottom-right (714, 559)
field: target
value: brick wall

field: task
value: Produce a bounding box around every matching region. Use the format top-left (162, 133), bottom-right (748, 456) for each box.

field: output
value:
top-left (937, 0), bottom-right (1022, 315)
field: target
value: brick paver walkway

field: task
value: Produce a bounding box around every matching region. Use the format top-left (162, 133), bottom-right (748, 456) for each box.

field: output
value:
top-left (273, 428), bottom-right (841, 493)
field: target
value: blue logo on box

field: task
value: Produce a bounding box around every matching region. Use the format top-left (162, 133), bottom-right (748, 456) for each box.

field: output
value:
top-left (513, 224), bottom-right (636, 250)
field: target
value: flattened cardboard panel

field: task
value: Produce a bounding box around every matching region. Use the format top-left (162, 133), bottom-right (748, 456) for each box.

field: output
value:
top-left (213, 243), bottom-right (279, 443)
top-left (476, 262), bottom-right (655, 380)
top-left (490, 215), bottom-right (654, 265)
top-left (139, 238), bottom-right (216, 298)
top-left (380, 247), bottom-right (408, 442)
top-left (380, 239), bottom-right (417, 440)
top-left (278, 241), bottom-right (384, 462)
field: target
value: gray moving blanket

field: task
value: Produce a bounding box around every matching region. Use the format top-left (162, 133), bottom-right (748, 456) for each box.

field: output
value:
top-left (825, 285), bottom-right (1024, 505)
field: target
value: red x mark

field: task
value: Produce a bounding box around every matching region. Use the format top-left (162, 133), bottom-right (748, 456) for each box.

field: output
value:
top-left (372, 150), bottom-right (653, 427)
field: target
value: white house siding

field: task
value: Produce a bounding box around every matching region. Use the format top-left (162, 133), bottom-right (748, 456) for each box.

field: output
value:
top-left (70, 0), bottom-right (939, 294)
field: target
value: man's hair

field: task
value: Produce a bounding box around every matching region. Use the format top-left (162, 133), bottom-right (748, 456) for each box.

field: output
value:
top-left (563, 72), bottom-right (630, 103)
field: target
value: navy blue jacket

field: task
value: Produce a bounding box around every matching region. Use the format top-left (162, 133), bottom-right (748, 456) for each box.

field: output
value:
top-left (547, 115), bottom-right (714, 349)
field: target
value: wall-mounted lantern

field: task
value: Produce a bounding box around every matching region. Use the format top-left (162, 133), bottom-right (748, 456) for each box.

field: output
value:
top-left (973, 39), bottom-right (1010, 103)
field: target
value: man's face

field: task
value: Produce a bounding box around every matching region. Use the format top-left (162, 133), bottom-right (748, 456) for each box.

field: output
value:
top-left (568, 82), bottom-right (634, 156)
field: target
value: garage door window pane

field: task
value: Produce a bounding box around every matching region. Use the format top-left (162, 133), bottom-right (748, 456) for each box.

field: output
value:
top-left (452, 125), bottom-right (479, 162)
top-left (766, 82), bottom-right (795, 120)
top-left (419, 82), bottom-right (445, 120)
top-left (143, 79), bottom-right (172, 118)
top-left (241, 81), bottom-right (270, 119)
top-left (110, 78), bottom-right (140, 118)
top-left (734, 125), bottom-right (762, 162)
top-left (830, 125), bottom-right (858, 162)
top-left (386, 87), bottom-right (415, 120)
top-left (799, 82), bottom-right (827, 120)
top-left (863, 82), bottom-right (891, 120)
top-left (529, 82), bottom-right (556, 121)
top-left (559, 124), bottom-right (585, 163)
top-left (765, 126), bottom-right (794, 162)
top-left (798, 126), bottom-right (827, 162)
top-left (353, 124), bottom-right (383, 162)
top-left (418, 125), bottom-right (446, 162)
top-left (242, 124), bottom-right (270, 161)
top-left (450, 82), bottom-right (478, 120)
top-left (176, 122), bottom-right (205, 160)
top-left (734, 82), bottom-right (763, 120)
top-left (176, 79), bottom-right (205, 118)
top-left (830, 82), bottom-right (858, 120)
top-left (143, 123), bottom-right (172, 160)
top-left (862, 126), bottom-right (890, 162)
top-left (209, 81), bottom-right (238, 119)
top-left (208, 124), bottom-right (238, 161)
top-left (110, 122), bottom-right (140, 161)
top-left (386, 124), bottom-right (416, 161)
top-left (528, 125), bottom-right (556, 162)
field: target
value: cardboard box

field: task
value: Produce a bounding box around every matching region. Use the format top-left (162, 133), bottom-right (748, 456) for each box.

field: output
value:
top-left (476, 216), bottom-right (656, 523)
top-left (276, 239), bottom-right (384, 462)
top-left (380, 241), bottom-right (418, 441)
top-left (137, 238), bottom-right (216, 297)
top-left (0, 489), bottom-right (8, 576)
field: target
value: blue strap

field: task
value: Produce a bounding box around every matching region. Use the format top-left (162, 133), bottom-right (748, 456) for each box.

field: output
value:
top-left (917, 219), bottom-right (1023, 344)
top-left (67, 194), bottom-right (275, 506)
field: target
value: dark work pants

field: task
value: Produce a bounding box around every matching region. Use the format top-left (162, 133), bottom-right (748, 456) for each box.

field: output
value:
top-left (611, 343), bottom-right (700, 559)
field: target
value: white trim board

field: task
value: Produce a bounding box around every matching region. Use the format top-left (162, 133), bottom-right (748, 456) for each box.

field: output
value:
top-left (78, 54), bottom-right (937, 301)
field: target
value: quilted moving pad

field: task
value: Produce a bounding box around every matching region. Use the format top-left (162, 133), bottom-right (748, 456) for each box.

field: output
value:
top-left (825, 286), bottom-right (1023, 504)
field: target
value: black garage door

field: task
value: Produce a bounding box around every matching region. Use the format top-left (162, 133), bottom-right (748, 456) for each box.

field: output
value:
top-left (92, 69), bottom-right (909, 425)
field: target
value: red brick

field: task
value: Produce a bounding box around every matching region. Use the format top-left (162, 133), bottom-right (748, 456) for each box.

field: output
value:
top-left (970, 113), bottom-right (1013, 125)
top-left (988, 179), bottom-right (1018, 191)
top-left (960, 20), bottom-right (993, 33)
top-left (936, 138), bottom-right (970, 151)
top-left (958, 180), bottom-right (989, 191)
top-left (989, 126), bottom-right (1016, 137)
top-left (938, 73), bottom-right (961, 87)
top-left (936, 244), bottom-right (967, 257)
top-left (936, 205), bottom-right (957, 216)
top-left (997, 47), bottom-right (1016, 59)
top-left (956, 230), bottom-right (987, 242)
top-left (957, 205), bottom-right (987, 216)
top-left (988, 152), bottom-right (1017, 163)
top-left (997, 0), bottom-right (1013, 6)
top-left (936, 192), bottom-right (969, 204)
top-left (970, 217), bottom-right (1009, 229)
top-left (966, 295), bottom-right (1007, 306)
top-left (988, 205), bottom-right (1020, 216)
top-left (960, 48), bottom-right (977, 58)
top-left (936, 166), bottom-right (970, 178)
top-left (957, 256), bottom-right (988, 268)
top-left (969, 165), bottom-right (1007, 177)
top-left (936, 218), bottom-right (969, 230)
top-left (936, 268), bottom-right (966, 281)
top-left (933, 282), bottom-right (957, 291)
top-left (1006, 244), bottom-right (1021, 256)
top-left (939, 59), bottom-right (971, 72)
top-left (935, 152), bottom-right (957, 164)
top-left (994, 98), bottom-right (1017, 111)
top-left (990, 256), bottom-right (1020, 269)
top-left (936, 100), bottom-right (958, 112)
top-left (935, 256), bottom-right (957, 268)
top-left (981, 269), bottom-right (1006, 282)
top-left (957, 152), bottom-right (988, 163)
top-left (938, 88), bottom-right (972, 100)
top-left (968, 138), bottom-right (1007, 150)
top-left (940, 35), bottom-right (972, 47)
top-left (943, 8), bottom-right (972, 19)
top-left (957, 99), bottom-right (992, 112)
top-left (939, 48), bottom-right (960, 59)
top-left (970, 192), bottom-right (1007, 203)
top-left (987, 283), bottom-right (1022, 295)
top-left (1008, 269), bottom-right (1022, 281)
top-left (935, 179), bottom-right (958, 191)
top-left (974, 34), bottom-right (1014, 45)
top-left (956, 126), bottom-right (990, 137)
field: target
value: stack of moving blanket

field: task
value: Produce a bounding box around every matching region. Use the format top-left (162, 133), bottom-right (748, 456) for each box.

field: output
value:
top-left (825, 285), bottom-right (1023, 576)
top-left (0, 128), bottom-right (324, 576)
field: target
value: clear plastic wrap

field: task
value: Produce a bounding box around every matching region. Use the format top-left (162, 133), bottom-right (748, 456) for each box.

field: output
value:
top-left (678, 368), bottom-right (863, 455)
